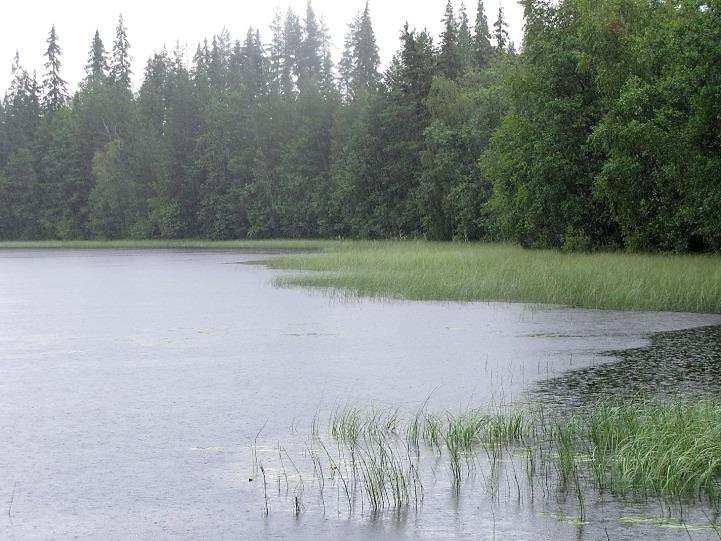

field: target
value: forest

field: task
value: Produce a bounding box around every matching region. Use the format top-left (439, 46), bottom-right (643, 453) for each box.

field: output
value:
top-left (0, 0), bottom-right (719, 252)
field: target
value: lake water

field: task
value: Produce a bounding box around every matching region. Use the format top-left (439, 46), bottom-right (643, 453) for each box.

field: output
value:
top-left (1, 250), bottom-right (719, 539)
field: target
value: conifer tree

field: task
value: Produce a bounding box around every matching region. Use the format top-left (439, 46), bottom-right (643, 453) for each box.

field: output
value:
top-left (85, 30), bottom-right (108, 85)
top-left (268, 9), bottom-right (285, 96)
top-left (0, 53), bottom-right (42, 239)
top-left (110, 15), bottom-right (132, 89)
top-left (474, 0), bottom-right (493, 68)
top-left (138, 50), bottom-right (169, 136)
top-left (493, 5), bottom-right (509, 53)
top-left (208, 31), bottom-right (232, 91)
top-left (340, 1), bottom-right (380, 99)
top-left (379, 24), bottom-right (436, 236)
top-left (42, 26), bottom-right (68, 116)
top-left (299, 1), bottom-right (323, 88)
top-left (4, 53), bottom-right (41, 149)
top-left (439, 0), bottom-right (461, 80)
top-left (281, 9), bottom-right (302, 95)
top-left (239, 29), bottom-right (266, 98)
top-left (457, 2), bottom-right (474, 72)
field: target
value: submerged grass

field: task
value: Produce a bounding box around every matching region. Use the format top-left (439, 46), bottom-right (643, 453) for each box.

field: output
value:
top-left (270, 400), bottom-right (721, 518)
top-left (266, 240), bottom-right (721, 313)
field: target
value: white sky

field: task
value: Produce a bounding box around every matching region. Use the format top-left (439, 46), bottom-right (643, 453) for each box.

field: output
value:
top-left (0, 0), bottom-right (524, 95)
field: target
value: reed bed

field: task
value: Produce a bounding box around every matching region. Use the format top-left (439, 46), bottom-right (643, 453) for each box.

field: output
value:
top-left (255, 400), bottom-right (721, 520)
top-left (267, 240), bottom-right (721, 313)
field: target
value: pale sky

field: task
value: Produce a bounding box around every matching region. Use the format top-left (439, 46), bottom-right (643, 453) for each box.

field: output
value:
top-left (0, 0), bottom-right (524, 95)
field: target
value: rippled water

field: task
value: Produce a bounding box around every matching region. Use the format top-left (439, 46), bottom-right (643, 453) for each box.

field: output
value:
top-left (0, 250), bottom-right (719, 539)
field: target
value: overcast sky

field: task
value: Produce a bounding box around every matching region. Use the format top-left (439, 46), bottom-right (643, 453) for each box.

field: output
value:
top-left (0, 0), bottom-right (524, 95)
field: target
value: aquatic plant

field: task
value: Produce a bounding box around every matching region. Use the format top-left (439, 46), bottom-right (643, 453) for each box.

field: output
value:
top-left (257, 399), bottom-right (721, 521)
top-left (266, 240), bottom-right (721, 313)
top-left (586, 401), bottom-right (721, 502)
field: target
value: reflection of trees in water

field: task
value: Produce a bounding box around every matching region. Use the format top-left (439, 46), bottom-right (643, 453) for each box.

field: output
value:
top-left (533, 325), bottom-right (721, 408)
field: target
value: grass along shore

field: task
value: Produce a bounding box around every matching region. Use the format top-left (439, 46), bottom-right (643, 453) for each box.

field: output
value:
top-left (266, 241), bottom-right (721, 314)
top-left (2, 239), bottom-right (720, 313)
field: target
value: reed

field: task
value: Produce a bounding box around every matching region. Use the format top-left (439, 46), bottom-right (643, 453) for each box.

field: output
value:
top-left (321, 400), bottom-right (721, 512)
top-left (267, 240), bottom-right (721, 313)
top-left (586, 401), bottom-right (721, 502)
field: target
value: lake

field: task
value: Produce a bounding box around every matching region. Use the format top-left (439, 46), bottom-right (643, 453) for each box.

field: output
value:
top-left (1, 250), bottom-right (719, 539)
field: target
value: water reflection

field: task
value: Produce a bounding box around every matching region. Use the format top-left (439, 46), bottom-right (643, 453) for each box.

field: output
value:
top-left (534, 325), bottom-right (721, 407)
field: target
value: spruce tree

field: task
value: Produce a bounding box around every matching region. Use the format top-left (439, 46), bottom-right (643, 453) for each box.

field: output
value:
top-left (299, 1), bottom-right (323, 88)
top-left (355, 2), bottom-right (381, 90)
top-left (281, 9), bottom-right (302, 95)
top-left (138, 50), bottom-right (169, 136)
top-left (379, 24), bottom-right (436, 236)
top-left (110, 15), bottom-right (132, 89)
top-left (493, 5), bottom-right (509, 53)
top-left (85, 30), bottom-right (108, 85)
top-left (208, 31), bottom-right (232, 91)
top-left (439, 0), bottom-right (461, 80)
top-left (42, 26), bottom-right (68, 116)
top-left (473, 0), bottom-right (493, 68)
top-left (268, 9), bottom-right (285, 96)
top-left (457, 2), bottom-right (474, 72)
top-left (340, 1), bottom-right (380, 99)
top-left (1, 54), bottom-right (41, 239)
top-left (4, 53), bottom-right (41, 149)
top-left (239, 28), bottom-right (266, 98)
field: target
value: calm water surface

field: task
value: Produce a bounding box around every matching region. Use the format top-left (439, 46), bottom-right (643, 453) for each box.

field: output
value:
top-left (1, 250), bottom-right (719, 540)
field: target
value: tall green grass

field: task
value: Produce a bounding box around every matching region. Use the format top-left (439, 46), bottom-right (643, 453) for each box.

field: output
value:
top-left (266, 240), bottom-right (721, 313)
top-left (262, 400), bottom-right (721, 519)
top-left (587, 401), bottom-right (721, 502)
top-left (325, 400), bottom-right (721, 510)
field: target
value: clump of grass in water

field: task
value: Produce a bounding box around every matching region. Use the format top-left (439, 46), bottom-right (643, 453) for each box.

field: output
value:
top-left (587, 401), bottom-right (721, 503)
top-left (258, 399), bottom-right (721, 523)
top-left (327, 405), bottom-right (419, 514)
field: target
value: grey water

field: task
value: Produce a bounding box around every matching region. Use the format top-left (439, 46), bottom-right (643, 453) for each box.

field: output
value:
top-left (0, 249), bottom-right (719, 540)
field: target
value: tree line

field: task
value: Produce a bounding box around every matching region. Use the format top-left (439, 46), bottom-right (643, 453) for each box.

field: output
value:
top-left (0, 0), bottom-right (718, 252)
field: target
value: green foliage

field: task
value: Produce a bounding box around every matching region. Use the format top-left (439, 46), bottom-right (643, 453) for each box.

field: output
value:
top-left (420, 70), bottom-right (506, 240)
top-left (0, 1), bottom-right (719, 254)
top-left (88, 140), bottom-right (145, 239)
top-left (484, 0), bottom-right (628, 248)
top-left (592, 0), bottom-right (721, 252)
top-left (492, 6), bottom-right (509, 52)
top-left (586, 401), bottom-right (721, 500)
